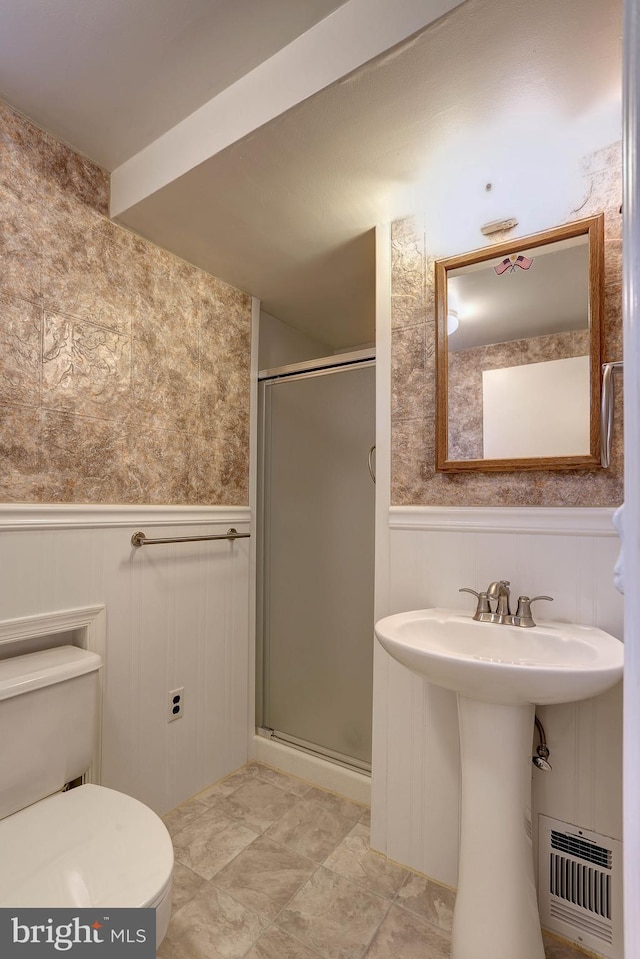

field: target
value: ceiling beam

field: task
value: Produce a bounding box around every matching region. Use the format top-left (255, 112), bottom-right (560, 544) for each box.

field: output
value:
top-left (110, 0), bottom-right (464, 219)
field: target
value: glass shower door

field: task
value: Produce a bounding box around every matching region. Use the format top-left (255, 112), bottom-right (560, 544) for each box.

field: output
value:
top-left (259, 361), bottom-right (375, 768)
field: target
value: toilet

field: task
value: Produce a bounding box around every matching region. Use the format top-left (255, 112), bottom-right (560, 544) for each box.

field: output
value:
top-left (0, 645), bottom-right (174, 947)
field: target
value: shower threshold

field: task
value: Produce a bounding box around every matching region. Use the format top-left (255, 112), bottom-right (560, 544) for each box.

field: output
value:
top-left (257, 727), bottom-right (371, 777)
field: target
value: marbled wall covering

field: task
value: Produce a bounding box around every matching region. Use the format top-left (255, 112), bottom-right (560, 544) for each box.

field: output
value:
top-left (391, 142), bottom-right (623, 507)
top-left (0, 100), bottom-right (251, 505)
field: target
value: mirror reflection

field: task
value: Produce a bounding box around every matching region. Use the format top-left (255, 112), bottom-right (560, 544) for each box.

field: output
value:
top-left (435, 215), bottom-right (603, 472)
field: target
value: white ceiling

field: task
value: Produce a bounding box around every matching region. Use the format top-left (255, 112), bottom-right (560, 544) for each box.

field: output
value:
top-left (0, 0), bottom-right (623, 349)
top-left (0, 0), bottom-right (348, 168)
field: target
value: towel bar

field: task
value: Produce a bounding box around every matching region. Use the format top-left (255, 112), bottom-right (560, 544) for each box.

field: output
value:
top-left (131, 527), bottom-right (250, 548)
top-left (601, 361), bottom-right (623, 467)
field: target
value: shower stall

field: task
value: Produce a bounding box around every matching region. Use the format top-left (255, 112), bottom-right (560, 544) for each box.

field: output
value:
top-left (257, 351), bottom-right (375, 773)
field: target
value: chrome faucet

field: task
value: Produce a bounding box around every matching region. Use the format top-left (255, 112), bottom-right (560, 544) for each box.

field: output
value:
top-left (512, 595), bottom-right (553, 627)
top-left (459, 587), bottom-right (495, 622)
top-left (459, 581), bottom-right (554, 627)
top-left (486, 580), bottom-right (512, 623)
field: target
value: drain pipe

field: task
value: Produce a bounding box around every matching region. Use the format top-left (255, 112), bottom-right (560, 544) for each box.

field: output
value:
top-left (532, 715), bottom-right (552, 771)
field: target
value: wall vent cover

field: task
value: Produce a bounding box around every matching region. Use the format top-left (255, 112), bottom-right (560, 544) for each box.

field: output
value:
top-left (538, 815), bottom-right (622, 959)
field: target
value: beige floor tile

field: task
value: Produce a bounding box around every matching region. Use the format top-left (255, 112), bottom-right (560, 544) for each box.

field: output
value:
top-left (245, 925), bottom-right (324, 959)
top-left (162, 798), bottom-right (208, 838)
top-left (195, 778), bottom-right (242, 804)
top-left (365, 904), bottom-right (451, 959)
top-left (277, 866), bottom-right (389, 959)
top-left (172, 805), bottom-right (259, 880)
top-left (395, 874), bottom-right (455, 933)
top-left (543, 931), bottom-right (592, 958)
top-left (160, 773), bottom-right (465, 959)
top-left (252, 764), bottom-right (313, 798)
top-left (265, 798), bottom-right (356, 863)
top-left (170, 861), bottom-right (207, 913)
top-left (211, 763), bottom-right (267, 791)
top-left (305, 786), bottom-right (366, 822)
top-left (194, 762), bottom-right (311, 805)
top-left (158, 884), bottom-right (266, 959)
top-left (324, 824), bottom-right (408, 900)
top-left (213, 836), bottom-right (317, 921)
top-left (214, 779), bottom-right (299, 831)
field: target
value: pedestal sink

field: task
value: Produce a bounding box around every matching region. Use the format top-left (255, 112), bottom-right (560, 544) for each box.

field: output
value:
top-left (374, 608), bottom-right (623, 959)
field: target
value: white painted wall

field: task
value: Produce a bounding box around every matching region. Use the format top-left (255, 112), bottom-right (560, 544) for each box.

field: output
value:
top-left (258, 311), bottom-right (331, 370)
top-left (371, 508), bottom-right (623, 887)
top-left (0, 506), bottom-right (251, 817)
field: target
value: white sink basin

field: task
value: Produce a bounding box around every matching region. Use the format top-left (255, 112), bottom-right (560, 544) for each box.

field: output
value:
top-left (375, 607), bottom-right (623, 705)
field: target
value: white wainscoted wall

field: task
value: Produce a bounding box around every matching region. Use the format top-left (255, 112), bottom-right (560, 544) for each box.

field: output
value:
top-left (0, 505), bottom-right (251, 817)
top-left (370, 506), bottom-right (623, 889)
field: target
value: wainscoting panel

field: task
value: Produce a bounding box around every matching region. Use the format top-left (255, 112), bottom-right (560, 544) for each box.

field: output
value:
top-left (371, 507), bottom-right (623, 888)
top-left (0, 506), bottom-right (251, 816)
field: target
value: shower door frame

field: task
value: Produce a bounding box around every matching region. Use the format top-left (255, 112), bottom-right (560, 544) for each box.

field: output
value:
top-left (256, 349), bottom-right (375, 774)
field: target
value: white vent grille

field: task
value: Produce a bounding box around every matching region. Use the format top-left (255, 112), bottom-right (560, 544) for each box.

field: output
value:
top-left (550, 900), bottom-right (612, 943)
top-left (538, 816), bottom-right (622, 959)
top-left (551, 829), bottom-right (612, 869)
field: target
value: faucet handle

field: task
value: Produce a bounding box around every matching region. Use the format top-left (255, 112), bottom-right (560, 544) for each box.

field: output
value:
top-left (459, 587), bottom-right (479, 598)
top-left (459, 587), bottom-right (492, 620)
top-left (514, 595), bottom-right (553, 628)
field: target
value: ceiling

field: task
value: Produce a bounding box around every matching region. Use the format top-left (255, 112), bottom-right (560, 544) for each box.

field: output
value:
top-left (0, 0), bottom-right (348, 168)
top-left (0, 0), bottom-right (623, 349)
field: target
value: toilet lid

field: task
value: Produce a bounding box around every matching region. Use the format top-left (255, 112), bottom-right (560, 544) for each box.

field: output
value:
top-left (0, 784), bottom-right (174, 908)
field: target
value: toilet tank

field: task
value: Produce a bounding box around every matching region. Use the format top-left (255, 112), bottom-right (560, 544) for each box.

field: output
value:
top-left (0, 646), bottom-right (103, 821)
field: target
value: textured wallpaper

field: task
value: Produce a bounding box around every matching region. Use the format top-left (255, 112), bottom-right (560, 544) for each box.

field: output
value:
top-left (0, 100), bottom-right (251, 505)
top-left (391, 142), bottom-right (624, 507)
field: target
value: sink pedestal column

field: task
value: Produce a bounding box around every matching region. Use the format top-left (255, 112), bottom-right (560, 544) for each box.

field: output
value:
top-left (452, 696), bottom-right (545, 959)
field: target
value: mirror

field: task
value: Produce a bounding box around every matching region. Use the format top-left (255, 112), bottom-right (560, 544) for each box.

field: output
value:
top-left (435, 214), bottom-right (604, 472)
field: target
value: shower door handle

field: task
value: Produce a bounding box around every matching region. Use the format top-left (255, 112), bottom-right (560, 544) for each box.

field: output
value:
top-left (368, 445), bottom-right (376, 484)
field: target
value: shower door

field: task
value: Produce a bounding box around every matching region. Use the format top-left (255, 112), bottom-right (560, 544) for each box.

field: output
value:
top-left (259, 359), bottom-right (375, 769)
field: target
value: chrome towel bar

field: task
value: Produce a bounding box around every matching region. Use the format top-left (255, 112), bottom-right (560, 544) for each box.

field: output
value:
top-left (131, 527), bottom-right (250, 548)
top-left (601, 361), bottom-right (623, 468)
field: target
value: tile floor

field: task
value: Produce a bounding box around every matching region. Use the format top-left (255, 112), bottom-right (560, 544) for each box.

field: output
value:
top-left (158, 761), bottom-right (592, 959)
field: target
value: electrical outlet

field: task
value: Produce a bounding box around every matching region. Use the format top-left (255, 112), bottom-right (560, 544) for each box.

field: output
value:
top-left (168, 687), bottom-right (184, 722)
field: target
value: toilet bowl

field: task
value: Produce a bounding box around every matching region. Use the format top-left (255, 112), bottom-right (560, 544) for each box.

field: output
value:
top-left (0, 646), bottom-right (174, 947)
top-left (0, 785), bottom-right (174, 946)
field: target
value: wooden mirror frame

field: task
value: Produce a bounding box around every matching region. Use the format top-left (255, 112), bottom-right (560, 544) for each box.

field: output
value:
top-left (435, 214), bottom-right (605, 472)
